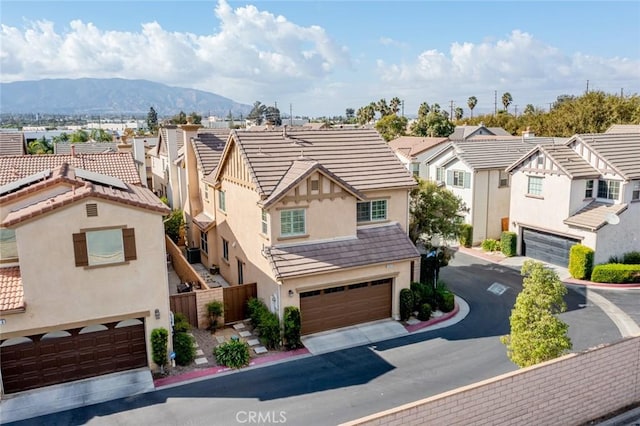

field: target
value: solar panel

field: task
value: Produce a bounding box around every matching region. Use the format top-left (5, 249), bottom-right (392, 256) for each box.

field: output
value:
top-left (75, 168), bottom-right (128, 190)
top-left (0, 169), bottom-right (51, 196)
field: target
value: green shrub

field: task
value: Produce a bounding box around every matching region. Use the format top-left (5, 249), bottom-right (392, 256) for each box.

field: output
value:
top-left (439, 291), bottom-right (455, 313)
top-left (150, 328), bottom-right (168, 369)
top-left (459, 224), bottom-right (473, 248)
top-left (164, 209), bottom-right (184, 243)
top-left (173, 313), bottom-right (190, 333)
top-left (417, 303), bottom-right (432, 321)
top-left (399, 288), bottom-right (414, 321)
top-left (258, 310), bottom-right (281, 350)
top-left (481, 238), bottom-right (501, 252)
top-left (214, 339), bottom-right (250, 369)
top-left (247, 298), bottom-right (269, 329)
top-left (283, 306), bottom-right (302, 350)
top-left (623, 251), bottom-right (640, 264)
top-left (410, 281), bottom-right (436, 311)
top-left (568, 244), bottom-right (594, 279)
top-left (173, 332), bottom-right (196, 366)
top-left (500, 231), bottom-right (517, 257)
top-left (591, 264), bottom-right (640, 284)
top-left (206, 300), bottom-right (224, 331)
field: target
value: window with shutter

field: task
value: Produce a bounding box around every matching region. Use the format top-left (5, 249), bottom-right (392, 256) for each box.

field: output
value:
top-left (73, 228), bottom-right (136, 267)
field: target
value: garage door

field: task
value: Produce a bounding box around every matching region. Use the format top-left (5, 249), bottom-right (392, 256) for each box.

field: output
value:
top-left (300, 279), bottom-right (392, 335)
top-left (0, 319), bottom-right (147, 394)
top-left (522, 228), bottom-right (580, 267)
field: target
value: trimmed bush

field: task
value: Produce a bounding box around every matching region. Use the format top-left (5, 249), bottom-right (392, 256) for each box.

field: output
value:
top-left (283, 306), bottom-right (302, 350)
top-left (173, 313), bottom-right (190, 333)
top-left (214, 339), bottom-right (250, 369)
top-left (173, 332), bottom-right (196, 366)
top-left (623, 251), bottom-right (640, 264)
top-left (481, 238), bottom-right (501, 252)
top-left (164, 209), bottom-right (184, 243)
top-left (439, 291), bottom-right (455, 313)
top-left (150, 328), bottom-right (168, 370)
top-left (459, 224), bottom-right (473, 248)
top-left (500, 231), bottom-right (517, 257)
top-left (399, 288), bottom-right (414, 321)
top-left (591, 264), bottom-right (640, 284)
top-left (417, 303), bottom-right (432, 321)
top-left (258, 310), bottom-right (281, 350)
top-left (410, 281), bottom-right (436, 311)
top-left (568, 244), bottom-right (594, 279)
top-left (247, 297), bottom-right (269, 329)
top-left (206, 300), bottom-right (224, 331)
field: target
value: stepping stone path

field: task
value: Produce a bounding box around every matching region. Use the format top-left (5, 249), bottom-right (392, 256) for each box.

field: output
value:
top-left (406, 318), bottom-right (421, 325)
top-left (195, 349), bottom-right (204, 356)
top-left (239, 331), bottom-right (252, 337)
top-left (215, 336), bottom-right (226, 344)
top-left (194, 357), bottom-right (209, 365)
top-left (232, 323), bottom-right (246, 330)
top-left (247, 339), bottom-right (260, 346)
top-left (254, 346), bottom-right (268, 354)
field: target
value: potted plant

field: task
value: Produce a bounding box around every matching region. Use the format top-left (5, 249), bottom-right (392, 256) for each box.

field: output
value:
top-left (206, 300), bottom-right (224, 332)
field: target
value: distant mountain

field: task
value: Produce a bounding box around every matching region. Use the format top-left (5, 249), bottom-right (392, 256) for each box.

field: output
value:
top-left (0, 78), bottom-right (252, 117)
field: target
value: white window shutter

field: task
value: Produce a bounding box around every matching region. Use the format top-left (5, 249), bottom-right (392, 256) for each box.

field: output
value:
top-left (464, 172), bottom-right (471, 188)
top-left (447, 170), bottom-right (453, 185)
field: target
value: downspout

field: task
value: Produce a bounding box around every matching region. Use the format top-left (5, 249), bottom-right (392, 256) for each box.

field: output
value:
top-left (485, 170), bottom-right (490, 241)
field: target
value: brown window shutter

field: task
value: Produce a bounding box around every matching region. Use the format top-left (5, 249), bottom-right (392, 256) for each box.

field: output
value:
top-left (122, 228), bottom-right (137, 261)
top-left (73, 233), bottom-right (88, 267)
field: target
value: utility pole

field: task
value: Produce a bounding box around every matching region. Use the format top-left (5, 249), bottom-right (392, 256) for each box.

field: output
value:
top-left (514, 105), bottom-right (518, 117)
top-left (548, 102), bottom-right (553, 112)
top-left (290, 103), bottom-right (293, 126)
top-left (449, 100), bottom-right (454, 121)
top-left (494, 90), bottom-right (497, 115)
top-left (401, 100), bottom-right (404, 117)
top-left (621, 88), bottom-right (624, 98)
top-left (586, 80), bottom-right (589, 94)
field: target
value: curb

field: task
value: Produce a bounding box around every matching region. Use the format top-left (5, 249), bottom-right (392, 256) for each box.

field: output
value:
top-left (404, 303), bottom-right (460, 333)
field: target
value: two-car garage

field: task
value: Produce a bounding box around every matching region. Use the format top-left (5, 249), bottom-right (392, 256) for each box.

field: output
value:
top-left (521, 228), bottom-right (580, 267)
top-left (299, 279), bottom-right (392, 335)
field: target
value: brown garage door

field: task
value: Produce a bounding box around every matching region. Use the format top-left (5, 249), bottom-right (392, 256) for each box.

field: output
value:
top-left (0, 319), bottom-right (147, 394)
top-left (300, 279), bottom-right (392, 335)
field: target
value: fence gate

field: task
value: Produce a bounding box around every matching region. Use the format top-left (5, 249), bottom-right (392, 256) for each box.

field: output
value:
top-left (223, 282), bottom-right (257, 324)
top-left (170, 292), bottom-right (198, 327)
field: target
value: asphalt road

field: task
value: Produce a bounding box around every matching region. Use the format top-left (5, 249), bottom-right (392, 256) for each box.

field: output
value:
top-left (9, 252), bottom-right (624, 426)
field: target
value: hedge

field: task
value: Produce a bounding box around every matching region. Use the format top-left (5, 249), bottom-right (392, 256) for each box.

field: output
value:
top-left (591, 264), bottom-right (640, 284)
top-left (417, 303), bottom-right (432, 321)
top-left (173, 332), bottom-right (196, 366)
top-left (459, 224), bottom-right (473, 248)
top-left (283, 306), bottom-right (302, 350)
top-left (399, 288), bottom-right (414, 321)
top-left (481, 238), bottom-right (501, 252)
top-left (568, 244), bottom-right (594, 279)
top-left (500, 231), bottom-right (517, 257)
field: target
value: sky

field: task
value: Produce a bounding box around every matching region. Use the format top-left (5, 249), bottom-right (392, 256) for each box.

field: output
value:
top-left (1, 0), bottom-right (639, 118)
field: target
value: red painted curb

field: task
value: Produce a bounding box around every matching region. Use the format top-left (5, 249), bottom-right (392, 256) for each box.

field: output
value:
top-left (404, 302), bottom-right (460, 333)
top-left (153, 347), bottom-right (310, 388)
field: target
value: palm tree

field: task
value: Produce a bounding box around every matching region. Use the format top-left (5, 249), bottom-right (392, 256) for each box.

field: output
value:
top-left (376, 99), bottom-right (390, 117)
top-left (418, 102), bottom-right (430, 119)
top-left (502, 92), bottom-right (513, 113)
top-left (356, 104), bottom-right (375, 125)
top-left (467, 96), bottom-right (478, 118)
top-left (389, 97), bottom-right (402, 115)
top-left (454, 107), bottom-right (464, 121)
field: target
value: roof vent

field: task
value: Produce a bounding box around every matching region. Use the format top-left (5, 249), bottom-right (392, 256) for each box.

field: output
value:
top-left (86, 203), bottom-right (98, 217)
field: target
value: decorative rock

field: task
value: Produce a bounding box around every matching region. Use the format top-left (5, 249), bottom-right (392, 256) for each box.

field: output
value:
top-left (253, 346), bottom-right (268, 354)
top-left (247, 339), bottom-right (260, 346)
top-left (232, 323), bottom-right (246, 330)
top-left (239, 331), bottom-right (252, 337)
top-left (215, 336), bottom-right (226, 344)
top-left (194, 357), bottom-right (208, 365)
top-left (195, 349), bottom-right (204, 356)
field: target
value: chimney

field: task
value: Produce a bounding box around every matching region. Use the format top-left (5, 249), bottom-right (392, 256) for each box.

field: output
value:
top-left (70, 144), bottom-right (76, 157)
top-left (522, 126), bottom-right (535, 139)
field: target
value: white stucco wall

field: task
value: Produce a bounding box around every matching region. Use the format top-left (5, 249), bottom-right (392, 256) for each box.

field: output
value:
top-left (472, 170), bottom-right (511, 243)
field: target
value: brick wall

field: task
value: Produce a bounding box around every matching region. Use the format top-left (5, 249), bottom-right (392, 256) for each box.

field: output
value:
top-left (195, 287), bottom-right (224, 329)
top-left (343, 336), bottom-right (640, 426)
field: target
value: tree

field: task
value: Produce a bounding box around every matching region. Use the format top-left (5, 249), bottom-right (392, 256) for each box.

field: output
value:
top-left (502, 92), bottom-right (513, 113)
top-left (418, 102), bottom-right (430, 119)
top-left (390, 97), bottom-right (402, 115)
top-left (523, 104), bottom-right (535, 115)
top-left (375, 114), bottom-right (408, 141)
top-left (170, 111), bottom-right (187, 125)
top-left (52, 132), bottom-right (69, 144)
top-left (69, 130), bottom-right (89, 143)
top-left (410, 106), bottom-right (455, 137)
top-left (27, 136), bottom-right (52, 154)
top-left (356, 103), bottom-right (375, 125)
top-left (376, 98), bottom-right (391, 117)
top-left (467, 96), bottom-right (478, 118)
top-left (345, 108), bottom-right (355, 121)
top-left (454, 107), bottom-right (464, 121)
top-left (188, 111), bottom-right (202, 124)
top-left (264, 106), bottom-right (281, 125)
top-left (147, 107), bottom-right (158, 133)
top-left (501, 260), bottom-right (572, 368)
top-left (247, 101), bottom-right (267, 125)
top-left (409, 178), bottom-right (469, 245)
top-left (90, 128), bottom-right (113, 142)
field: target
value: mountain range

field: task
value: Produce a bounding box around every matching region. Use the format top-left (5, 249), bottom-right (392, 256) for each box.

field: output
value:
top-left (0, 78), bottom-right (252, 117)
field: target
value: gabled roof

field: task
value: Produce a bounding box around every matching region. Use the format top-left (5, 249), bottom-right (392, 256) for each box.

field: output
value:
top-left (1, 163), bottom-right (169, 227)
top-left (564, 201), bottom-right (628, 231)
top-left (214, 128), bottom-right (416, 199)
top-left (261, 160), bottom-right (365, 209)
top-left (570, 133), bottom-right (640, 179)
top-left (0, 132), bottom-right (27, 156)
top-left (507, 144), bottom-right (600, 179)
top-left (605, 124), bottom-right (640, 134)
top-left (388, 136), bottom-right (448, 159)
top-left (192, 129), bottom-right (229, 176)
top-left (155, 125), bottom-right (181, 157)
top-left (0, 153), bottom-right (142, 186)
top-left (264, 223), bottom-right (420, 279)
top-left (54, 142), bottom-right (118, 154)
top-left (448, 125), bottom-right (510, 141)
top-left (0, 266), bottom-right (23, 312)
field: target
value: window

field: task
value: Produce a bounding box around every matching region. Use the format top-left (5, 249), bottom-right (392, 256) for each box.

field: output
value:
top-left (527, 176), bottom-right (543, 196)
top-left (200, 231), bottom-right (208, 254)
top-left (222, 238), bottom-right (229, 261)
top-left (218, 190), bottom-right (226, 212)
top-left (280, 209), bottom-right (305, 236)
top-left (499, 170), bottom-right (510, 188)
top-left (237, 259), bottom-right (244, 285)
top-left (447, 170), bottom-right (470, 188)
top-left (310, 180), bottom-right (319, 191)
top-left (0, 228), bottom-right (18, 261)
top-left (204, 187), bottom-right (209, 201)
top-left (73, 228), bottom-right (136, 267)
top-left (633, 181), bottom-right (640, 201)
top-left (261, 209), bottom-right (268, 234)
top-left (537, 154), bottom-right (544, 166)
top-left (585, 180), bottom-right (594, 198)
top-left (453, 170), bottom-right (465, 188)
top-left (436, 167), bottom-right (444, 182)
top-left (411, 163), bottom-right (420, 177)
top-left (357, 200), bottom-right (387, 222)
top-left (597, 180), bottom-right (620, 200)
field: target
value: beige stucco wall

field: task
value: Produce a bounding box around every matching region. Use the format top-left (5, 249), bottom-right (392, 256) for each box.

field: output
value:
top-left (1, 198), bottom-right (171, 368)
top-left (472, 170), bottom-right (511, 244)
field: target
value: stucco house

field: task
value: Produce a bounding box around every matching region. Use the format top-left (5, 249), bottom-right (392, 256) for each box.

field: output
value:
top-left (389, 136), bottom-right (449, 179)
top-left (0, 153), bottom-right (171, 395)
top-left (425, 136), bottom-right (565, 245)
top-left (448, 124), bottom-right (511, 141)
top-left (150, 125), bottom-right (186, 208)
top-left (506, 132), bottom-right (640, 266)
top-left (186, 127), bottom-right (420, 335)
top-left (0, 131), bottom-right (27, 156)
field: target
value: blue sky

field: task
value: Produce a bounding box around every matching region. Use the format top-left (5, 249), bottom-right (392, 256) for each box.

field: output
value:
top-left (2, 1), bottom-right (639, 117)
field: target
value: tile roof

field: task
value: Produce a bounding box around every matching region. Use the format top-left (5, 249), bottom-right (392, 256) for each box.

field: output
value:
top-left (605, 124), bottom-right (640, 134)
top-left (538, 145), bottom-right (600, 178)
top-left (227, 128), bottom-right (416, 198)
top-left (192, 129), bottom-right (229, 176)
top-left (0, 132), bottom-right (27, 156)
top-left (448, 125), bottom-right (510, 141)
top-left (0, 266), bottom-right (24, 312)
top-left (388, 136), bottom-right (448, 158)
top-left (192, 211), bottom-right (215, 231)
top-left (265, 223), bottom-right (420, 279)
top-left (564, 201), bottom-right (628, 231)
top-left (1, 164), bottom-right (169, 227)
top-left (0, 153), bottom-right (142, 186)
top-left (572, 133), bottom-right (640, 179)
top-left (54, 142), bottom-right (118, 154)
